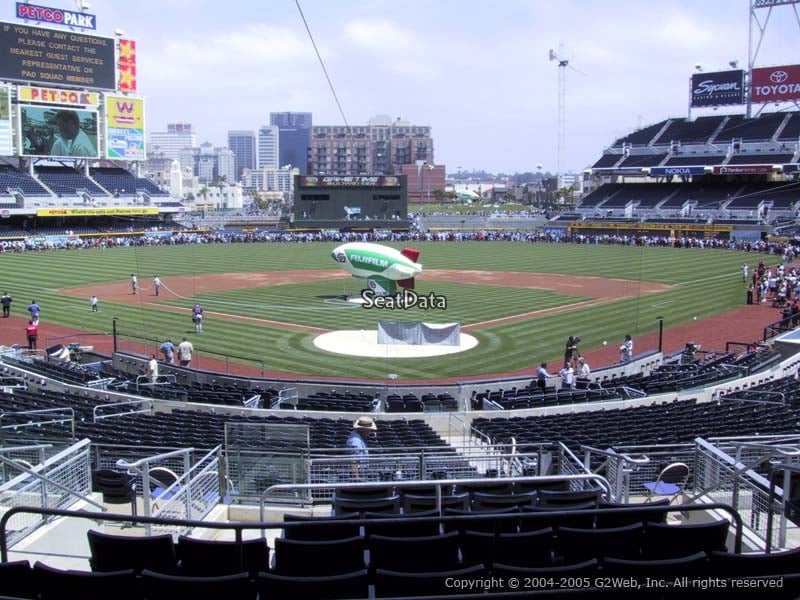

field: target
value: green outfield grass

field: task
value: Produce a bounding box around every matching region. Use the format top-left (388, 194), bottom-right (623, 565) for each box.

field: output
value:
top-left (0, 242), bottom-right (753, 379)
top-left (178, 281), bottom-right (589, 330)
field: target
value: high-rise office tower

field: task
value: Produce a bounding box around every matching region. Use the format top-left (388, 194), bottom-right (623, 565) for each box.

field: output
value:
top-left (270, 112), bottom-right (312, 174)
top-left (227, 130), bottom-right (257, 181)
top-left (257, 125), bottom-right (279, 169)
top-left (149, 123), bottom-right (197, 160)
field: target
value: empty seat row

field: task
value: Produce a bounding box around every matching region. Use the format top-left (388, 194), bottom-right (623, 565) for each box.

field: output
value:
top-left (82, 518), bottom-right (731, 578)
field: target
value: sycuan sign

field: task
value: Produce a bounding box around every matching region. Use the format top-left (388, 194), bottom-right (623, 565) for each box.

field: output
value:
top-left (690, 70), bottom-right (744, 107)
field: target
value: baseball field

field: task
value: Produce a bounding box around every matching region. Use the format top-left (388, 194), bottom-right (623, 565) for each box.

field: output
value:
top-left (1, 241), bottom-right (757, 379)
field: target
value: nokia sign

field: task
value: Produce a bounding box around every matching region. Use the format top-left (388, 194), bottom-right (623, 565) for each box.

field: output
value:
top-left (649, 167), bottom-right (706, 176)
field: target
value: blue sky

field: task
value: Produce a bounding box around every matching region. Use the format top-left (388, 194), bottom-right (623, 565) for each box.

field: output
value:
top-left (3, 0), bottom-right (798, 173)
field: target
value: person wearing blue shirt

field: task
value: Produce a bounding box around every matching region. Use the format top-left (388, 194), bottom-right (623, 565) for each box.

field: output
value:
top-left (159, 339), bottom-right (176, 364)
top-left (536, 362), bottom-right (552, 392)
top-left (27, 300), bottom-right (40, 325)
top-left (348, 416), bottom-right (376, 480)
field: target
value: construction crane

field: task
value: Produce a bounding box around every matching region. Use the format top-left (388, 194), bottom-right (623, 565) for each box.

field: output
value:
top-left (549, 44), bottom-right (586, 179)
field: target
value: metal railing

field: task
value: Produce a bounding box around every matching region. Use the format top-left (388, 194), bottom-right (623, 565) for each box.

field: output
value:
top-left (690, 438), bottom-right (800, 550)
top-left (0, 439), bottom-right (99, 548)
top-left (0, 502), bottom-right (744, 564)
top-left (0, 407), bottom-right (76, 442)
top-left (259, 472), bottom-right (614, 521)
top-left (583, 442), bottom-right (697, 503)
top-left (764, 315), bottom-right (797, 341)
top-left (447, 412), bottom-right (468, 449)
top-left (116, 448), bottom-right (205, 516)
top-left (91, 399), bottom-right (152, 422)
top-left (767, 463), bottom-right (800, 553)
top-left (581, 445), bottom-right (652, 503)
top-left (148, 446), bottom-right (223, 537)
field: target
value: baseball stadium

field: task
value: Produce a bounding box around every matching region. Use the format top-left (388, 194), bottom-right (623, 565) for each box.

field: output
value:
top-left (1, 1), bottom-right (800, 599)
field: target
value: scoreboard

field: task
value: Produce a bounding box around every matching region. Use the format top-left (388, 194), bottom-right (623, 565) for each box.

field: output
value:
top-left (0, 21), bottom-right (115, 90)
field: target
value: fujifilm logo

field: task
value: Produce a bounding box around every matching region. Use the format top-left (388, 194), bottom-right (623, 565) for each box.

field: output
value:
top-left (350, 255), bottom-right (389, 268)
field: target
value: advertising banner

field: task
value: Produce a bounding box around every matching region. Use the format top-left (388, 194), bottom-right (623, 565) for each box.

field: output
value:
top-left (16, 3), bottom-right (96, 30)
top-left (754, 0), bottom-right (800, 7)
top-left (117, 39), bottom-right (136, 93)
top-left (713, 165), bottom-right (776, 175)
top-left (0, 22), bottom-right (115, 89)
top-left (690, 70), bottom-right (745, 107)
top-left (104, 95), bottom-right (144, 160)
top-left (36, 207), bottom-right (159, 216)
top-left (18, 85), bottom-right (98, 106)
top-left (0, 85), bottom-right (12, 156)
top-left (19, 104), bottom-right (99, 158)
top-left (300, 175), bottom-right (401, 187)
top-left (649, 166), bottom-right (707, 176)
top-left (751, 64), bottom-right (800, 103)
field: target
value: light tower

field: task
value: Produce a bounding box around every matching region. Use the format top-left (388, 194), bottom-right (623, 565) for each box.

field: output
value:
top-left (548, 43), bottom-right (585, 179)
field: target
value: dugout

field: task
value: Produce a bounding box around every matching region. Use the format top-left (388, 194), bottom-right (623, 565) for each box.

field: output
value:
top-left (292, 175), bottom-right (410, 231)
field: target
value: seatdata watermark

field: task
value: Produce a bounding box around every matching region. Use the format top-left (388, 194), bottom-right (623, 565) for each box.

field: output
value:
top-left (361, 289), bottom-right (448, 310)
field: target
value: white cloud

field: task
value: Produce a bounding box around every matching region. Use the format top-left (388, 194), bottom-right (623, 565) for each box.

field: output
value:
top-left (344, 19), bottom-right (419, 51)
top-left (141, 24), bottom-right (313, 84)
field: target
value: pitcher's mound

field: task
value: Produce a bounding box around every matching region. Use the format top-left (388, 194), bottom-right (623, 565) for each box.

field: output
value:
top-left (313, 330), bottom-right (479, 358)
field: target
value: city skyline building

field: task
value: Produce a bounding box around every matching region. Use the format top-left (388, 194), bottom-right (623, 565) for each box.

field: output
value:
top-left (270, 112), bottom-right (312, 175)
top-left (308, 115), bottom-right (433, 176)
top-left (257, 125), bottom-right (280, 170)
top-left (227, 130), bottom-right (257, 181)
top-left (148, 123), bottom-right (197, 161)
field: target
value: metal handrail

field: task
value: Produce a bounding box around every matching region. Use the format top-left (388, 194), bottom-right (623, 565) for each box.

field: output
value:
top-left (259, 473), bottom-right (613, 521)
top-left (721, 389), bottom-right (787, 404)
top-left (0, 407), bottom-right (76, 440)
top-left (0, 502), bottom-right (744, 564)
top-left (92, 399), bottom-right (152, 421)
top-left (767, 462), bottom-right (800, 552)
top-left (0, 439), bottom-right (104, 510)
top-left (686, 438), bottom-right (786, 506)
top-left (580, 445), bottom-right (651, 464)
top-left (116, 447), bottom-right (198, 469)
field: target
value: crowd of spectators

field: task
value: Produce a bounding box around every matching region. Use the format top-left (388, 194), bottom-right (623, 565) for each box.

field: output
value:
top-left (0, 227), bottom-right (799, 258)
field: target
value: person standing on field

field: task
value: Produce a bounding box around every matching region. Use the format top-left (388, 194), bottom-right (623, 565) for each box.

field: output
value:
top-left (1, 292), bottom-right (12, 318)
top-left (177, 337), bottom-right (193, 367)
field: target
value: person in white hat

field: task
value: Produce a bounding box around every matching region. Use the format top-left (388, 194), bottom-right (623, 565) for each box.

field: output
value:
top-left (348, 416), bottom-right (376, 479)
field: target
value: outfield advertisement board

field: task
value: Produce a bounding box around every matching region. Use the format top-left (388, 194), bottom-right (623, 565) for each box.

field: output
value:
top-left (18, 85), bottom-right (99, 106)
top-left (690, 70), bottom-right (745, 107)
top-left (18, 104), bottom-right (99, 158)
top-left (299, 176), bottom-right (401, 187)
top-left (0, 85), bottom-right (12, 156)
top-left (751, 64), bottom-right (800, 103)
top-left (713, 165), bottom-right (776, 175)
top-left (117, 39), bottom-right (136, 93)
top-left (0, 21), bottom-right (115, 89)
top-left (649, 166), bottom-right (707, 176)
top-left (36, 207), bottom-right (159, 216)
top-left (104, 95), bottom-right (145, 160)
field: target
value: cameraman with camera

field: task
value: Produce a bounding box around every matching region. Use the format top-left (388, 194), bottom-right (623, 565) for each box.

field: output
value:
top-left (565, 335), bottom-right (580, 368)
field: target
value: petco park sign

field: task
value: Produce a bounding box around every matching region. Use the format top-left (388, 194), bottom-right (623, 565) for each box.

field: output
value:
top-left (16, 3), bottom-right (96, 30)
top-left (751, 64), bottom-right (800, 103)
